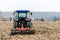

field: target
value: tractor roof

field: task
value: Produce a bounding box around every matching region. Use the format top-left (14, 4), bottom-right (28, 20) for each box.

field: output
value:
top-left (16, 10), bottom-right (30, 13)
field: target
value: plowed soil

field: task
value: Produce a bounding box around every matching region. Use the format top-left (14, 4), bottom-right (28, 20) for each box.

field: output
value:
top-left (0, 21), bottom-right (60, 40)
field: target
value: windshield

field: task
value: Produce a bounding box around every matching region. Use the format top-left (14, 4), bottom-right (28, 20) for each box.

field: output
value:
top-left (19, 13), bottom-right (26, 18)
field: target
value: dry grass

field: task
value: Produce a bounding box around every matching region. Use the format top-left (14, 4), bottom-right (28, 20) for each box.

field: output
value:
top-left (0, 21), bottom-right (60, 40)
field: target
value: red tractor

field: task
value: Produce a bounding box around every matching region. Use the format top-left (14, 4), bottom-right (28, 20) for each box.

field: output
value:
top-left (11, 10), bottom-right (35, 34)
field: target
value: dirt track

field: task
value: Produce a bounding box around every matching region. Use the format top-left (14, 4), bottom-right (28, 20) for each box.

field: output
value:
top-left (0, 21), bottom-right (60, 40)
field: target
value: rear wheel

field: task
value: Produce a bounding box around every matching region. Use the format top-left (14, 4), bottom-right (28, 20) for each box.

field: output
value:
top-left (27, 30), bottom-right (35, 34)
top-left (27, 22), bottom-right (32, 29)
top-left (14, 21), bottom-right (17, 28)
top-left (11, 28), bottom-right (16, 35)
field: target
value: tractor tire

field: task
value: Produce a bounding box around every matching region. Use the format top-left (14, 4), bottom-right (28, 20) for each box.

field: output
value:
top-left (14, 21), bottom-right (17, 28)
top-left (27, 30), bottom-right (35, 34)
top-left (27, 22), bottom-right (32, 29)
top-left (11, 28), bottom-right (16, 35)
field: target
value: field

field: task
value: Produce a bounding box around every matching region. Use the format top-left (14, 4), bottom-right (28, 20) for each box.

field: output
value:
top-left (0, 21), bottom-right (60, 40)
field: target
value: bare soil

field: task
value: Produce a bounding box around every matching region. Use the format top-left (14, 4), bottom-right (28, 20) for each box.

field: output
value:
top-left (0, 21), bottom-right (60, 40)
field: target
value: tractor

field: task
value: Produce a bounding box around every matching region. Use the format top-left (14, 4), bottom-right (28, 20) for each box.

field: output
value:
top-left (11, 10), bottom-right (35, 34)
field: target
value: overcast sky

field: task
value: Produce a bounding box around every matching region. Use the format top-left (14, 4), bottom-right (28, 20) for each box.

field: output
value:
top-left (0, 0), bottom-right (60, 12)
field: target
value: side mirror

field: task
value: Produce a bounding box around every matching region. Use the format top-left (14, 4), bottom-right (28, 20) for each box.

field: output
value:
top-left (31, 12), bottom-right (32, 15)
top-left (13, 13), bottom-right (15, 15)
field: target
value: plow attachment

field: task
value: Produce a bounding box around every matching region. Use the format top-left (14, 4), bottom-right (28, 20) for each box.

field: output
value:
top-left (11, 28), bottom-right (35, 35)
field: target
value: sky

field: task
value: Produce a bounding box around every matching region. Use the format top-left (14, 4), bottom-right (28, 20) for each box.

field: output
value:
top-left (0, 0), bottom-right (60, 12)
top-left (0, 0), bottom-right (60, 21)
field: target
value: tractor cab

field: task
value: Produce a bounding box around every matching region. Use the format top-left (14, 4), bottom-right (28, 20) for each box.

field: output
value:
top-left (13, 10), bottom-right (32, 21)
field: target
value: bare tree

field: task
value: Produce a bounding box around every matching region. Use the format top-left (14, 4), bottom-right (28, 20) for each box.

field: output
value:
top-left (0, 11), bottom-right (2, 20)
top-left (34, 18), bottom-right (40, 21)
top-left (40, 18), bottom-right (45, 21)
top-left (9, 17), bottom-right (12, 21)
top-left (52, 16), bottom-right (59, 21)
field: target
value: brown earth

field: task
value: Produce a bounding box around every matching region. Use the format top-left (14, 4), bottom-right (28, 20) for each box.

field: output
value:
top-left (0, 21), bottom-right (60, 40)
